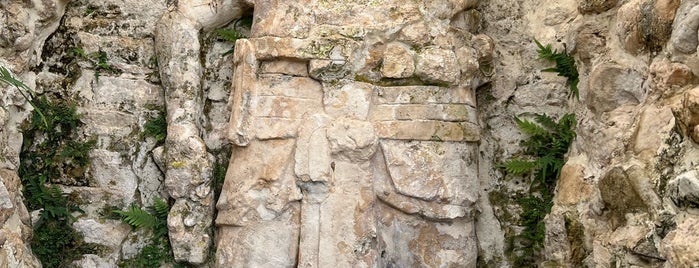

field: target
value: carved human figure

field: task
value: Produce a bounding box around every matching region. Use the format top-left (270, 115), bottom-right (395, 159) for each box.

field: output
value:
top-left (167, 0), bottom-right (493, 267)
top-left (155, 0), bottom-right (252, 263)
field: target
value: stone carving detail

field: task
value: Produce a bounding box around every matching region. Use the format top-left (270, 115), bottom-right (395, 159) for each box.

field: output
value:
top-left (214, 1), bottom-right (491, 267)
top-left (155, 0), bottom-right (251, 263)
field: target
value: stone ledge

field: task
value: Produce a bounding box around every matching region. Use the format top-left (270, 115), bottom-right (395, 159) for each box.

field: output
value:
top-left (374, 120), bottom-right (480, 141)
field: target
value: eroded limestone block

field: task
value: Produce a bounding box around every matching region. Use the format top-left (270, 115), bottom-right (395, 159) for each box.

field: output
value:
top-left (554, 156), bottom-right (592, 206)
top-left (661, 216), bottom-right (699, 267)
top-left (671, 1), bottom-right (699, 54)
top-left (631, 106), bottom-right (675, 156)
top-left (416, 47), bottom-right (460, 85)
top-left (578, 0), bottom-right (619, 14)
top-left (381, 42), bottom-right (415, 79)
top-left (587, 62), bottom-right (645, 113)
top-left (649, 60), bottom-right (694, 93)
top-left (666, 170), bottom-right (699, 208)
top-left (0, 169), bottom-right (40, 267)
top-left (673, 85), bottom-right (699, 143)
top-left (616, 0), bottom-right (680, 53)
top-left (155, 0), bottom-right (252, 262)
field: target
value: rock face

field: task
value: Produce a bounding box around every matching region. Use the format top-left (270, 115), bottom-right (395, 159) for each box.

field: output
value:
top-left (0, 170), bottom-right (41, 267)
top-left (213, 1), bottom-right (490, 267)
top-left (1, 0), bottom-right (699, 266)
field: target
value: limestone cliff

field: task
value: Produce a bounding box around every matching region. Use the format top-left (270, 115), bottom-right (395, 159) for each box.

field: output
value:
top-left (0, 0), bottom-right (698, 267)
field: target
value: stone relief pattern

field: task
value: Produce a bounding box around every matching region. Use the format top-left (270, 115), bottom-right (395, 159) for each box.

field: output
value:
top-left (1, 0), bottom-right (699, 266)
top-left (212, 1), bottom-right (490, 267)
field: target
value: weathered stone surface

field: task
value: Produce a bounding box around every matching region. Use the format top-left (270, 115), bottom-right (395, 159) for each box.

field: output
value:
top-left (12, 0), bottom-right (699, 266)
top-left (323, 82), bottom-right (373, 120)
top-left (667, 170), bottom-right (699, 208)
top-left (415, 48), bottom-right (460, 85)
top-left (578, 0), bottom-right (618, 14)
top-left (155, 0), bottom-right (251, 262)
top-left (649, 60), bottom-right (694, 93)
top-left (72, 254), bottom-right (117, 268)
top-left (599, 167), bottom-right (648, 229)
top-left (372, 85), bottom-right (477, 107)
top-left (381, 42), bottom-right (415, 79)
top-left (259, 60), bottom-right (309, 77)
top-left (398, 22), bottom-right (431, 47)
top-left (214, 1), bottom-right (485, 267)
top-left (73, 219), bottom-right (130, 249)
top-left (673, 86), bottom-right (699, 143)
top-left (587, 62), bottom-right (645, 113)
top-left (374, 120), bottom-right (480, 141)
top-left (554, 156), bottom-right (592, 206)
top-left (632, 106), bottom-right (675, 156)
top-left (89, 149), bottom-right (139, 205)
top-left (574, 23), bottom-right (607, 62)
top-left (661, 216), bottom-right (699, 267)
top-left (616, 0), bottom-right (680, 53)
top-left (0, 169), bottom-right (40, 268)
top-left (671, 2), bottom-right (699, 54)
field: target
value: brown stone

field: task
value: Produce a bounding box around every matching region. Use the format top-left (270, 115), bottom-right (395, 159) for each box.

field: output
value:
top-left (587, 62), bottom-right (645, 113)
top-left (381, 42), bottom-right (415, 79)
top-left (631, 106), bottom-right (675, 155)
top-left (661, 216), bottom-right (699, 267)
top-left (578, 0), bottom-right (619, 14)
top-left (555, 162), bottom-right (592, 206)
top-left (598, 167), bottom-right (647, 229)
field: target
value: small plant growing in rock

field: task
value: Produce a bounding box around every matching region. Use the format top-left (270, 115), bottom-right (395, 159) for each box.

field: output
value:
top-left (143, 113), bottom-right (167, 144)
top-left (115, 197), bottom-right (177, 267)
top-left (71, 47), bottom-right (118, 82)
top-left (534, 39), bottom-right (580, 100)
top-left (2, 68), bottom-right (102, 267)
top-left (215, 16), bottom-right (253, 55)
top-left (0, 66), bottom-right (48, 128)
top-left (502, 113), bottom-right (576, 266)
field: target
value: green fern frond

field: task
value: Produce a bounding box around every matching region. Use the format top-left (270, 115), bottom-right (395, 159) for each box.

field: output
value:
top-left (143, 113), bottom-right (167, 144)
top-left (152, 197), bottom-right (169, 221)
top-left (534, 38), bottom-right (554, 60)
top-left (115, 205), bottom-right (159, 230)
top-left (515, 116), bottom-right (549, 137)
top-left (215, 28), bottom-right (247, 56)
top-left (503, 159), bottom-right (537, 175)
top-left (215, 28), bottom-right (245, 43)
top-left (534, 114), bottom-right (557, 130)
top-left (533, 38), bottom-right (580, 100)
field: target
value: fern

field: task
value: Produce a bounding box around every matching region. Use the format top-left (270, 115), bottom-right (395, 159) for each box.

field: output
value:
top-left (534, 38), bottom-right (580, 100)
top-left (152, 198), bottom-right (169, 220)
top-left (115, 198), bottom-right (174, 267)
top-left (515, 116), bottom-right (549, 137)
top-left (215, 28), bottom-right (245, 43)
top-left (215, 16), bottom-right (253, 56)
top-left (503, 159), bottom-right (537, 176)
top-left (115, 205), bottom-right (159, 230)
top-left (143, 113), bottom-right (167, 144)
top-left (215, 28), bottom-right (246, 56)
top-left (502, 113), bottom-right (577, 266)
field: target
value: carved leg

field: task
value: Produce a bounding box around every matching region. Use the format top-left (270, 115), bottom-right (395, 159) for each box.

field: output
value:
top-left (154, 0), bottom-right (249, 263)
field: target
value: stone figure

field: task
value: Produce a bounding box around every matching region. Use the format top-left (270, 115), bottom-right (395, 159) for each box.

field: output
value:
top-left (214, 1), bottom-right (493, 267)
top-left (155, 0), bottom-right (252, 262)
